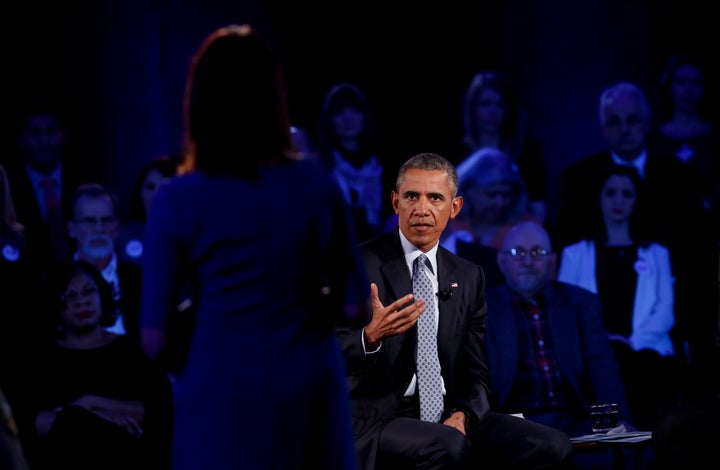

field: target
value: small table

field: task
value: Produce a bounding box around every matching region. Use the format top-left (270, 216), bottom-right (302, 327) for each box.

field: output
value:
top-left (570, 431), bottom-right (653, 469)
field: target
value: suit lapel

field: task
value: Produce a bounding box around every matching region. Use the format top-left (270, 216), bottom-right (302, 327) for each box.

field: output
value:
top-left (374, 233), bottom-right (416, 360)
top-left (492, 286), bottom-right (520, 387)
top-left (379, 257), bottom-right (412, 302)
top-left (436, 249), bottom-right (461, 363)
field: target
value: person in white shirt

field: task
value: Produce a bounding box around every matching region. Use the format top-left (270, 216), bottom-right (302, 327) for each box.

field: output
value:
top-left (557, 163), bottom-right (678, 430)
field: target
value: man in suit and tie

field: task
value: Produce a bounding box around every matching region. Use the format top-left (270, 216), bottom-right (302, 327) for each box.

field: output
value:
top-left (3, 100), bottom-right (98, 280)
top-left (338, 152), bottom-right (574, 470)
top-left (557, 81), bottom-right (700, 249)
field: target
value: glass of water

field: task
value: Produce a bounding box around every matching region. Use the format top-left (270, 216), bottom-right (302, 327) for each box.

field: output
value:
top-left (590, 403), bottom-right (618, 433)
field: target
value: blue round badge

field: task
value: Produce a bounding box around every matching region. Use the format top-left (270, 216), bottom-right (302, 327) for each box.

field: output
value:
top-left (125, 240), bottom-right (143, 259)
top-left (2, 244), bottom-right (20, 262)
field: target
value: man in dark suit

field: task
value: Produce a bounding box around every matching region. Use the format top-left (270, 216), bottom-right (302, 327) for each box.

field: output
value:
top-left (3, 101), bottom-right (98, 280)
top-left (338, 153), bottom-right (573, 470)
top-left (556, 82), bottom-right (715, 384)
top-left (486, 220), bottom-right (633, 438)
top-left (557, 81), bottom-right (700, 250)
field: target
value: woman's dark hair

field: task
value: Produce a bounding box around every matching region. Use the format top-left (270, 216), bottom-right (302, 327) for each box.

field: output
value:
top-left (316, 82), bottom-right (378, 169)
top-left (183, 24), bottom-right (294, 179)
top-left (461, 71), bottom-right (522, 153)
top-left (129, 155), bottom-right (179, 221)
top-left (591, 164), bottom-right (650, 246)
top-left (47, 260), bottom-right (117, 332)
top-left (657, 53), bottom-right (709, 121)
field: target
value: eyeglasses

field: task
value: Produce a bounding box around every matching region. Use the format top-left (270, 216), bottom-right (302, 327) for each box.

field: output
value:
top-left (503, 247), bottom-right (552, 259)
top-left (604, 115), bottom-right (645, 130)
top-left (74, 216), bottom-right (117, 227)
top-left (62, 286), bottom-right (99, 303)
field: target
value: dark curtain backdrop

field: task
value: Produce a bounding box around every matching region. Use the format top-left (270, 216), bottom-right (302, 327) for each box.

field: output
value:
top-left (6, 0), bottom-right (716, 230)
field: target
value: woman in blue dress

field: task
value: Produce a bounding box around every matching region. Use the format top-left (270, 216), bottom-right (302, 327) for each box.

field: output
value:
top-left (140, 24), bottom-right (370, 470)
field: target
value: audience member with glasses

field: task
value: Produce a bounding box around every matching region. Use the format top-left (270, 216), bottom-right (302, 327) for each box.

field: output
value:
top-left (557, 164), bottom-right (678, 431)
top-left (502, 246), bottom-right (551, 259)
top-left (66, 183), bottom-right (142, 346)
top-left (10, 260), bottom-right (173, 470)
top-left (486, 220), bottom-right (634, 468)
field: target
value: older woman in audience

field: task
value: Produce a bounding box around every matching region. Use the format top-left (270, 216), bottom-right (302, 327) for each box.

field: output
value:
top-left (12, 260), bottom-right (173, 470)
top-left (444, 147), bottom-right (538, 251)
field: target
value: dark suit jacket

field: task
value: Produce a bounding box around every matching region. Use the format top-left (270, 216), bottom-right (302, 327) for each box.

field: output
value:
top-left (455, 240), bottom-right (505, 289)
top-left (2, 158), bottom-right (98, 279)
top-left (485, 281), bottom-right (632, 425)
top-left (337, 229), bottom-right (490, 470)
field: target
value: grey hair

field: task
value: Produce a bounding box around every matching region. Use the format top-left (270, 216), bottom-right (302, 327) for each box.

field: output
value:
top-left (598, 82), bottom-right (651, 124)
top-left (456, 147), bottom-right (529, 223)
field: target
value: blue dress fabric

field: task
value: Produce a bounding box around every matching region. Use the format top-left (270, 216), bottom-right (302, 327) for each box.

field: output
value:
top-left (141, 158), bottom-right (368, 470)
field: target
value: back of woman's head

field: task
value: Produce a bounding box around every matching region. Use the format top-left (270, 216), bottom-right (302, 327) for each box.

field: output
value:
top-left (184, 24), bottom-right (293, 177)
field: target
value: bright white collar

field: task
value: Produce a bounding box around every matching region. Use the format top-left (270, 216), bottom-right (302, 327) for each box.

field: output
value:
top-left (398, 229), bottom-right (438, 275)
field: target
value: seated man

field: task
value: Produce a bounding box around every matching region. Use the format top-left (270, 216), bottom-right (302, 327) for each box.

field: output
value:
top-left (337, 152), bottom-right (574, 469)
top-left (2, 100), bottom-right (100, 279)
top-left (486, 220), bottom-right (634, 437)
top-left (65, 183), bottom-right (142, 345)
top-left (486, 221), bottom-right (638, 468)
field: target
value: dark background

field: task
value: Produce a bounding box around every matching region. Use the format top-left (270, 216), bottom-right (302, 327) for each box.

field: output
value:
top-left (6, 0), bottom-right (717, 231)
